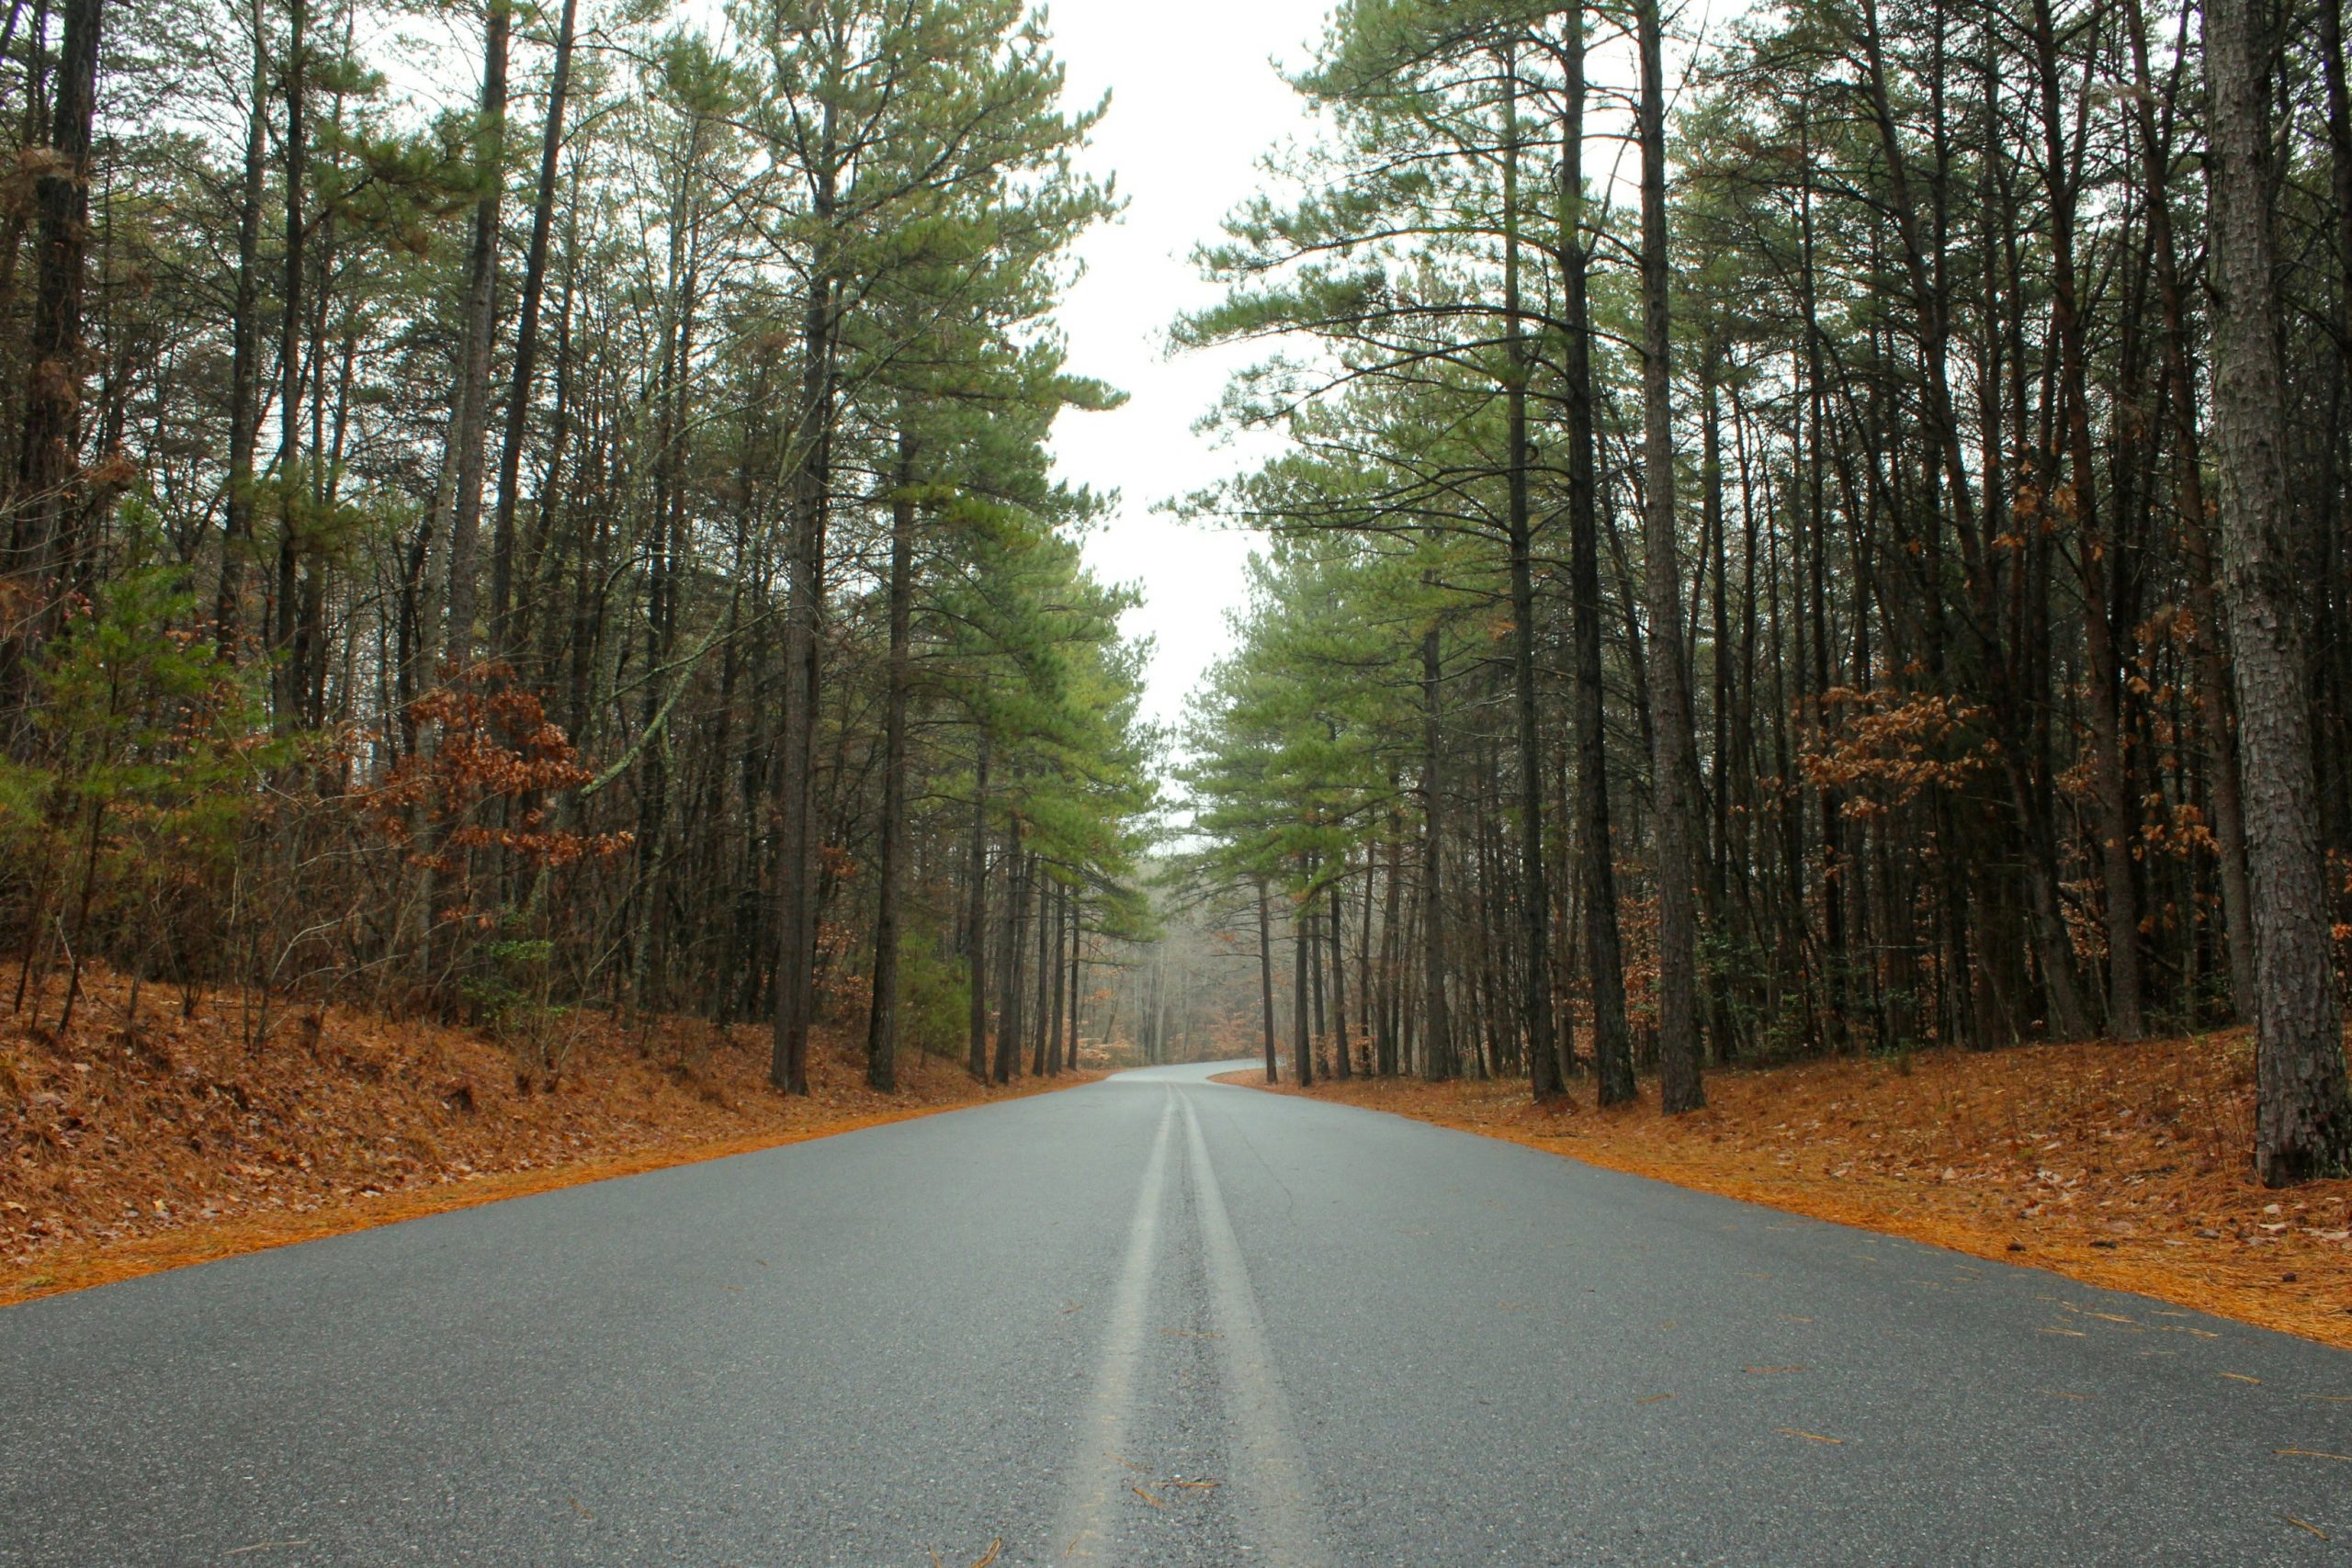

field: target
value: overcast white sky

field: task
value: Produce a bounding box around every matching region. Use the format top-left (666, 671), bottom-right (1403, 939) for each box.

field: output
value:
top-left (1041, 1), bottom-right (1337, 737)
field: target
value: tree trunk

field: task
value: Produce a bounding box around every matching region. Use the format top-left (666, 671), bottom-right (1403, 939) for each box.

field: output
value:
top-left (1030, 866), bottom-right (1054, 1077)
top-left (770, 125), bottom-right (839, 1097)
top-left (1294, 886), bottom-right (1315, 1088)
top-left (2030, 0), bottom-right (2143, 1040)
top-left (1421, 618), bottom-right (1455, 1079)
top-left (1065, 899), bottom-right (1082, 1071)
top-left (490, 0), bottom-right (578, 660)
top-left (2123, 0), bottom-right (2258, 1025)
top-left (1638, 0), bottom-right (1704, 1112)
top-left (1498, 42), bottom-right (1562, 1100)
top-left (864, 433), bottom-right (915, 1091)
top-left (965, 732), bottom-right (990, 1080)
top-left (1, 0), bottom-right (95, 705)
top-left (1046, 880), bottom-right (1067, 1074)
top-left (1258, 875), bottom-right (1280, 1084)
top-left (441, 0), bottom-right (508, 674)
top-left (1558, 1), bottom-right (1634, 1106)
top-left (994, 845), bottom-right (1028, 1084)
top-left (1378, 800), bottom-right (1403, 1075)
top-left (2204, 0), bottom-right (2352, 1183)
top-left (214, 0), bottom-right (266, 649)
top-left (1329, 851), bottom-right (1352, 1078)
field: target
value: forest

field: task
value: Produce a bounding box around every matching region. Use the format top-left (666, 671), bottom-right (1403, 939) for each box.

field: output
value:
top-left (0, 0), bottom-right (2346, 1209)
top-left (1170, 0), bottom-right (2352, 1187)
top-left (0, 0), bottom-right (1160, 1106)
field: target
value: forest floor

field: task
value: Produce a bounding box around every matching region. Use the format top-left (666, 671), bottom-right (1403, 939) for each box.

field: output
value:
top-left (0, 965), bottom-right (1095, 1307)
top-left (1218, 1030), bottom-right (2352, 1350)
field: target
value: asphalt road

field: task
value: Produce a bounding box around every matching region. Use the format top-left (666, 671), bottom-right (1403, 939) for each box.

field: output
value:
top-left (4, 1060), bottom-right (2346, 1566)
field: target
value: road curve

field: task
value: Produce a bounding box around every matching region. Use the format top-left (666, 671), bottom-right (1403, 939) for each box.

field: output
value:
top-left (3, 1060), bottom-right (2346, 1565)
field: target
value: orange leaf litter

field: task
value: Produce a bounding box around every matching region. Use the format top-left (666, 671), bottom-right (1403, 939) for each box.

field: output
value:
top-left (2, 964), bottom-right (1095, 1307)
top-left (1219, 1029), bottom-right (2352, 1349)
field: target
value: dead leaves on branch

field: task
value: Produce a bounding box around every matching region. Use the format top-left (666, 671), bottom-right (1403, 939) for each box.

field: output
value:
top-left (1798, 686), bottom-right (1996, 820)
top-left (362, 665), bottom-right (631, 875)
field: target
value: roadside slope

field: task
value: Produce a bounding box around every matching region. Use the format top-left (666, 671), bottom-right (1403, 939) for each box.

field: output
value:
top-left (1221, 1030), bottom-right (2352, 1349)
top-left (2, 964), bottom-right (1093, 1305)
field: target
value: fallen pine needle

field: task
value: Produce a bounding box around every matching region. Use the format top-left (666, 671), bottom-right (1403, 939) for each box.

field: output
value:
top-left (1168, 1479), bottom-right (1220, 1491)
top-left (1636, 1393), bottom-right (1676, 1404)
top-left (1745, 1366), bottom-right (1806, 1374)
top-left (2221, 1372), bottom-right (2261, 1384)
top-left (2282, 1516), bottom-right (2331, 1541)
top-left (2275, 1450), bottom-right (2352, 1462)
top-left (1131, 1485), bottom-right (1167, 1509)
top-left (970, 1540), bottom-right (1002, 1568)
top-left (223, 1545), bottom-right (312, 1558)
top-left (1777, 1427), bottom-right (1845, 1445)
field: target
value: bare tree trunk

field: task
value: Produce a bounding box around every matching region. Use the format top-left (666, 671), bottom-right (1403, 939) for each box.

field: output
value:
top-left (2204, 0), bottom-right (2352, 1183)
top-left (994, 845), bottom-right (1028, 1084)
top-left (1637, 0), bottom-right (1704, 1112)
top-left (2123, 0), bottom-right (2258, 1024)
top-left (1046, 880), bottom-right (1067, 1074)
top-left (490, 0), bottom-right (577, 660)
top-left (1030, 865), bottom-right (1054, 1077)
top-left (863, 434), bottom-right (915, 1091)
top-left (1258, 874), bottom-right (1279, 1083)
top-left (1558, 1), bottom-right (1634, 1105)
top-left (1, 0), bottom-right (95, 716)
top-left (215, 0), bottom-right (266, 649)
top-left (771, 122), bottom-right (839, 1097)
top-left (2030, 0), bottom-right (2143, 1039)
top-left (1293, 884), bottom-right (1314, 1088)
top-left (1378, 802), bottom-right (1402, 1075)
top-left (1329, 851), bottom-right (1351, 1078)
top-left (1064, 898), bottom-right (1082, 1071)
top-left (965, 731), bottom-right (990, 1080)
top-left (441, 0), bottom-right (508, 674)
top-left (266, 0), bottom-right (310, 724)
top-left (1498, 40), bottom-right (1562, 1100)
top-left (1421, 618), bottom-right (1455, 1079)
